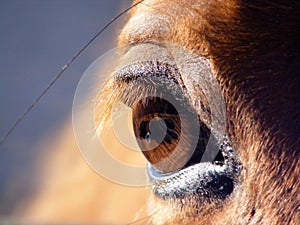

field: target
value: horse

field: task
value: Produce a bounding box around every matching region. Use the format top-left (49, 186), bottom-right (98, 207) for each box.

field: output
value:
top-left (16, 0), bottom-right (300, 224)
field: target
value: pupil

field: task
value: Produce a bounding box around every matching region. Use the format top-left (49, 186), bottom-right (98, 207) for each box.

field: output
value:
top-left (139, 121), bottom-right (149, 139)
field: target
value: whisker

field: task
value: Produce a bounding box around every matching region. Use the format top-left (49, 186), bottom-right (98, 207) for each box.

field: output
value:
top-left (127, 210), bottom-right (158, 225)
top-left (0, 0), bottom-right (145, 146)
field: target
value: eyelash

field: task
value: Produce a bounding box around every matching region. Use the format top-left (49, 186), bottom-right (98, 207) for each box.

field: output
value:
top-left (114, 61), bottom-right (193, 109)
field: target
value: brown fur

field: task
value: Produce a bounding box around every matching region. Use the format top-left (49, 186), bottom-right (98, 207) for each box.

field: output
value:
top-left (117, 0), bottom-right (300, 224)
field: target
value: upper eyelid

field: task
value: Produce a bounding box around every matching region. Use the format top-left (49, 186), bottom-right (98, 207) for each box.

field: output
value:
top-left (113, 61), bottom-right (189, 107)
top-left (112, 58), bottom-right (213, 115)
top-left (101, 42), bottom-right (217, 127)
top-left (114, 61), bottom-right (180, 84)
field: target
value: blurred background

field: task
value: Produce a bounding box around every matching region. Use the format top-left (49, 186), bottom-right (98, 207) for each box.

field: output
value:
top-left (0, 0), bottom-right (149, 223)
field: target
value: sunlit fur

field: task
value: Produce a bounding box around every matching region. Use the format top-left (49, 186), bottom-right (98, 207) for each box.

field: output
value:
top-left (115, 0), bottom-right (299, 224)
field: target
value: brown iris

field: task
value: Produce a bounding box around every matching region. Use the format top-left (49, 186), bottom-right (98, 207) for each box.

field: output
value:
top-left (132, 97), bottom-right (181, 172)
top-left (132, 95), bottom-right (212, 173)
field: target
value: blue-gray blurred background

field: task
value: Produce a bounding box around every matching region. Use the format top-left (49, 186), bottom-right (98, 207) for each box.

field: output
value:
top-left (0, 0), bottom-right (129, 217)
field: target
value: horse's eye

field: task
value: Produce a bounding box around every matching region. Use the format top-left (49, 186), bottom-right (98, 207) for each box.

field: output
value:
top-left (130, 80), bottom-right (223, 174)
top-left (114, 53), bottom-right (226, 175)
top-left (111, 44), bottom-right (238, 201)
top-left (132, 97), bottom-right (185, 172)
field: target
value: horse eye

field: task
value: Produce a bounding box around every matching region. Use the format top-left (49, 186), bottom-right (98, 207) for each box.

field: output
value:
top-left (116, 61), bottom-right (225, 174)
top-left (131, 94), bottom-right (222, 174)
